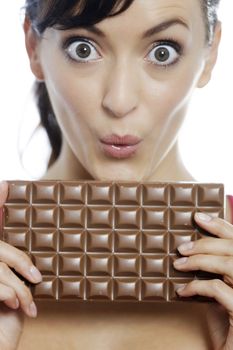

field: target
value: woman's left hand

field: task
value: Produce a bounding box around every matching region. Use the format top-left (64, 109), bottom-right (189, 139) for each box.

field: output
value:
top-left (174, 212), bottom-right (233, 350)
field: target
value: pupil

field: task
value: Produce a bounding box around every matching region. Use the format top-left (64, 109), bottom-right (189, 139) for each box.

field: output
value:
top-left (76, 44), bottom-right (91, 58)
top-left (155, 47), bottom-right (169, 62)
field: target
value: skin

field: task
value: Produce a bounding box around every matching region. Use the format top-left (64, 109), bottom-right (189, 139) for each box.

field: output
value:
top-left (25, 0), bottom-right (221, 182)
top-left (2, 1), bottom-right (233, 349)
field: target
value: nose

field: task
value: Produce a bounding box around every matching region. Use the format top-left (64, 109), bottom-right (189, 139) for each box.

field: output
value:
top-left (102, 60), bottom-right (139, 118)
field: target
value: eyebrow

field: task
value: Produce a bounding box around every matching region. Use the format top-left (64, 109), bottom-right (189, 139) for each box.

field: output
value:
top-left (80, 18), bottom-right (190, 39)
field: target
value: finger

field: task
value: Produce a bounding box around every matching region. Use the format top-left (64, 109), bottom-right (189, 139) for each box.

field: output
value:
top-left (0, 262), bottom-right (37, 318)
top-left (177, 279), bottom-right (233, 315)
top-left (173, 254), bottom-right (233, 279)
top-left (0, 282), bottom-right (20, 309)
top-left (195, 212), bottom-right (233, 239)
top-left (4, 298), bottom-right (20, 310)
top-left (177, 237), bottom-right (233, 257)
top-left (0, 241), bottom-right (42, 284)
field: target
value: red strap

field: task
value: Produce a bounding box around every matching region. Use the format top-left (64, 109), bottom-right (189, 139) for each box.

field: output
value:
top-left (0, 207), bottom-right (3, 240)
top-left (227, 195), bottom-right (233, 224)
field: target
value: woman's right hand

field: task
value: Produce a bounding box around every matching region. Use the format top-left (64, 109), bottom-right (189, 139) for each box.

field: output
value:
top-left (0, 181), bottom-right (42, 350)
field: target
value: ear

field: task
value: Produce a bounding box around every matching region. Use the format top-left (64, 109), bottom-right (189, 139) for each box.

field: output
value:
top-left (23, 16), bottom-right (44, 81)
top-left (197, 21), bottom-right (222, 88)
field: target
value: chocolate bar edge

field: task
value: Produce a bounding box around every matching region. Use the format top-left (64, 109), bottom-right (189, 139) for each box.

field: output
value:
top-left (1, 180), bottom-right (225, 302)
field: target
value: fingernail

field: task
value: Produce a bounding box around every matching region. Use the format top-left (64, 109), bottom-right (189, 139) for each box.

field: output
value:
top-left (29, 266), bottom-right (42, 282)
top-left (174, 257), bottom-right (188, 265)
top-left (195, 212), bottom-right (212, 222)
top-left (14, 298), bottom-right (20, 309)
top-left (178, 241), bottom-right (194, 252)
top-left (28, 301), bottom-right (37, 318)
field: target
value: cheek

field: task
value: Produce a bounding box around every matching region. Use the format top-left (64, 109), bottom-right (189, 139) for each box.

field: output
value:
top-left (143, 62), bottom-right (202, 125)
top-left (43, 66), bottom-right (101, 150)
top-left (138, 62), bottom-right (203, 151)
top-left (46, 70), bottom-right (97, 117)
top-left (41, 44), bottom-right (99, 121)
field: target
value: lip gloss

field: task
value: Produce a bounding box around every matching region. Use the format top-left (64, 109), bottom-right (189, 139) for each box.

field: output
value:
top-left (99, 142), bottom-right (140, 159)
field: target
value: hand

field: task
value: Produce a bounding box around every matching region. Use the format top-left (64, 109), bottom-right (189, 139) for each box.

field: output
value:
top-left (0, 181), bottom-right (42, 350)
top-left (174, 212), bottom-right (233, 350)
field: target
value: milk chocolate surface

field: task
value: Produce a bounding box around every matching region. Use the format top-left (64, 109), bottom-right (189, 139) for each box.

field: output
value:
top-left (0, 181), bottom-right (224, 302)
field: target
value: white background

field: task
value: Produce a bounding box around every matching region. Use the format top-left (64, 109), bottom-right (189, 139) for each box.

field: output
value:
top-left (0, 1), bottom-right (232, 193)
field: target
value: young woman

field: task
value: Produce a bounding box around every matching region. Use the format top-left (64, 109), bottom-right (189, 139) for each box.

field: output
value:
top-left (1, 0), bottom-right (233, 349)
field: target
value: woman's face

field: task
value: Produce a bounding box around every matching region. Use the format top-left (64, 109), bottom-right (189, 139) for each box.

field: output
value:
top-left (28, 0), bottom-right (219, 181)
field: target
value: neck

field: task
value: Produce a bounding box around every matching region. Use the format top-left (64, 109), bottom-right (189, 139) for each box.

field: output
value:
top-left (41, 139), bottom-right (196, 182)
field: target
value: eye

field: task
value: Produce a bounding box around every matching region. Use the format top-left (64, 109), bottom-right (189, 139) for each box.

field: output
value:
top-left (146, 41), bottom-right (182, 67)
top-left (65, 38), bottom-right (101, 63)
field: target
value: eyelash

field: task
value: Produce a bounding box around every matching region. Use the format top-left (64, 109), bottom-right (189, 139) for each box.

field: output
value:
top-left (62, 35), bottom-right (184, 68)
top-left (148, 38), bottom-right (183, 68)
top-left (62, 36), bottom-right (97, 64)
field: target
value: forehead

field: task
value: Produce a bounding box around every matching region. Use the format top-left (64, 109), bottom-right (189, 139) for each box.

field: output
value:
top-left (88, 0), bottom-right (204, 38)
top-left (84, 0), bottom-right (204, 43)
top-left (46, 0), bottom-right (205, 46)
top-left (102, 0), bottom-right (202, 25)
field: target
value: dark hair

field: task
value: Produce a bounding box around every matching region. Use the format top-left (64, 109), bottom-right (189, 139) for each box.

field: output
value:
top-left (24, 0), bottom-right (221, 167)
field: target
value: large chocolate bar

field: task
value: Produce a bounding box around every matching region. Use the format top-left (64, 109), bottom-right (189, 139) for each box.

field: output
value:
top-left (0, 181), bottom-right (224, 302)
